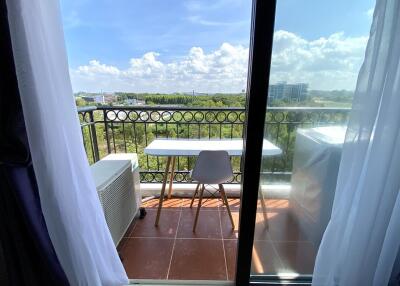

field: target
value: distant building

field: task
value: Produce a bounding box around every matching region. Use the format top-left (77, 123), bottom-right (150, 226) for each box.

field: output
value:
top-left (82, 93), bottom-right (116, 104)
top-left (102, 94), bottom-right (115, 104)
top-left (124, 98), bottom-right (145, 106)
top-left (82, 95), bottom-right (102, 103)
top-left (268, 82), bottom-right (308, 102)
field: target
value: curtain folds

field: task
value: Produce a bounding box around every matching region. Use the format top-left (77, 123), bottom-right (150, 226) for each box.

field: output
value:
top-left (0, 165), bottom-right (70, 286)
top-left (0, 0), bottom-right (69, 283)
top-left (312, 0), bottom-right (400, 285)
top-left (5, 0), bottom-right (128, 285)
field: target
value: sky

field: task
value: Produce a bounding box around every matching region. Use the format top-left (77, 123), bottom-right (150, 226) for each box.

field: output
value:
top-left (60, 0), bottom-right (376, 93)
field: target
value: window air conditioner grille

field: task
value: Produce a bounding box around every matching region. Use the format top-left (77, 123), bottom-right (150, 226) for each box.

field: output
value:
top-left (98, 167), bottom-right (135, 245)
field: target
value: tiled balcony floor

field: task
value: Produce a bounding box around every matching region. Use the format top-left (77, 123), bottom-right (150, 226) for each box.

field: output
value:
top-left (117, 197), bottom-right (317, 281)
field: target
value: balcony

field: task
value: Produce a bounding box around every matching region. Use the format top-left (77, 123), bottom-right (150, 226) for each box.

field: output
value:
top-left (78, 105), bottom-right (350, 281)
top-left (78, 105), bottom-right (350, 183)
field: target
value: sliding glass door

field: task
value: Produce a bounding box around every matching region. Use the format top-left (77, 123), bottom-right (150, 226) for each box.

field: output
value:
top-left (63, 0), bottom-right (373, 283)
top-left (237, 0), bottom-right (372, 284)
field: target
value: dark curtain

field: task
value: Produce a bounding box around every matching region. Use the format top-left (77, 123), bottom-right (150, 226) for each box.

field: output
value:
top-left (0, 0), bottom-right (69, 285)
top-left (389, 252), bottom-right (400, 285)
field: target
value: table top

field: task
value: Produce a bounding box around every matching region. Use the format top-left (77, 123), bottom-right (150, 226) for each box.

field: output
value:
top-left (144, 138), bottom-right (282, 156)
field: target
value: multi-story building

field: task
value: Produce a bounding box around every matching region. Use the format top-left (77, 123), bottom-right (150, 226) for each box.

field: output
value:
top-left (82, 93), bottom-right (116, 104)
top-left (268, 82), bottom-right (309, 102)
top-left (124, 98), bottom-right (146, 106)
top-left (81, 95), bottom-right (102, 103)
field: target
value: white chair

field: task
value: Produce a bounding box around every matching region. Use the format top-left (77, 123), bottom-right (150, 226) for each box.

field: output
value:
top-left (190, 150), bottom-right (235, 232)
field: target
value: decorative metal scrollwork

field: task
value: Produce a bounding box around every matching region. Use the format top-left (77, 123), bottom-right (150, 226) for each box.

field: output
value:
top-left (78, 106), bottom-right (351, 184)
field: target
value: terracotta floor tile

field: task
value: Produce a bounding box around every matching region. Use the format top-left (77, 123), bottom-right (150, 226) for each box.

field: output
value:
top-left (129, 210), bottom-right (180, 238)
top-left (256, 199), bottom-right (291, 213)
top-left (225, 198), bottom-right (241, 210)
top-left (265, 199), bottom-right (290, 210)
top-left (168, 239), bottom-right (227, 280)
top-left (118, 198), bottom-right (316, 280)
top-left (220, 211), bottom-right (240, 239)
top-left (224, 239), bottom-right (238, 281)
top-left (177, 209), bottom-right (221, 239)
top-left (251, 240), bottom-right (284, 275)
top-left (180, 198), bottom-right (202, 209)
top-left (140, 198), bottom-right (159, 209)
top-left (122, 218), bottom-right (137, 238)
top-left (141, 198), bottom-right (183, 209)
top-left (253, 212), bottom-right (273, 241)
top-left (116, 237), bottom-right (128, 252)
top-left (121, 238), bottom-right (174, 279)
top-left (268, 211), bottom-right (307, 241)
top-left (181, 197), bottom-right (222, 210)
top-left (273, 241), bottom-right (317, 274)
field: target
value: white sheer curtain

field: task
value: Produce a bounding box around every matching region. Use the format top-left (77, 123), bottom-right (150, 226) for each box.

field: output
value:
top-left (6, 1), bottom-right (129, 285)
top-left (312, 0), bottom-right (400, 285)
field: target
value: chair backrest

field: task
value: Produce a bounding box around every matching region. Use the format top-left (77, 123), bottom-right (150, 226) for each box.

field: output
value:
top-left (191, 150), bottom-right (234, 184)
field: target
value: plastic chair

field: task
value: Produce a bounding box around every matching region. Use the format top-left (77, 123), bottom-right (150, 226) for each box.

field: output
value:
top-left (190, 150), bottom-right (235, 232)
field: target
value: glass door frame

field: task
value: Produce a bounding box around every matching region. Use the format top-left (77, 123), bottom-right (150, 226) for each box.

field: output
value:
top-left (235, 0), bottom-right (276, 284)
top-left (233, 0), bottom-right (312, 285)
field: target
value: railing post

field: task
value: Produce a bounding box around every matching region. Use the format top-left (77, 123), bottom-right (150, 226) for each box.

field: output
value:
top-left (103, 109), bottom-right (111, 154)
top-left (89, 110), bottom-right (100, 162)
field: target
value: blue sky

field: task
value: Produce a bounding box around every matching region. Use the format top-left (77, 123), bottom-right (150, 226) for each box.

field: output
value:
top-left (60, 0), bottom-right (375, 92)
top-left (61, 0), bottom-right (252, 68)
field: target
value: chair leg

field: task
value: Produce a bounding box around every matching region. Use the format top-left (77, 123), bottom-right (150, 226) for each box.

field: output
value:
top-left (219, 184), bottom-right (235, 230)
top-left (193, 184), bottom-right (205, 232)
top-left (190, 183), bottom-right (200, 208)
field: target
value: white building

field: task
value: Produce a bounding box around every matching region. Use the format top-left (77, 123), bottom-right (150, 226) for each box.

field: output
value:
top-left (268, 82), bottom-right (309, 102)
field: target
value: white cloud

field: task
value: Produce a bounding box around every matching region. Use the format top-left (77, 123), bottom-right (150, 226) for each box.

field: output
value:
top-left (76, 60), bottom-right (120, 75)
top-left (71, 43), bottom-right (249, 93)
top-left (70, 30), bottom-right (368, 92)
top-left (269, 31), bottom-right (368, 90)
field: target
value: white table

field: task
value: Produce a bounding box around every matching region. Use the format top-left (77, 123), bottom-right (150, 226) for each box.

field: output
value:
top-left (144, 138), bottom-right (282, 157)
top-left (144, 138), bottom-right (282, 226)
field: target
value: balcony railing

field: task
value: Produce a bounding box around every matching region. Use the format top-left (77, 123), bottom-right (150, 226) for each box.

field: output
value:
top-left (78, 105), bottom-right (350, 183)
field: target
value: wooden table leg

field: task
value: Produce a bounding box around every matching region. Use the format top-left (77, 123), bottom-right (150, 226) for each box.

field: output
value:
top-left (167, 156), bottom-right (176, 199)
top-left (155, 156), bottom-right (172, 227)
top-left (259, 187), bottom-right (269, 229)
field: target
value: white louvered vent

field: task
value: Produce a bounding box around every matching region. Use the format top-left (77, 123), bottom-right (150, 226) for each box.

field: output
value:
top-left (91, 153), bottom-right (141, 246)
top-left (98, 167), bottom-right (135, 245)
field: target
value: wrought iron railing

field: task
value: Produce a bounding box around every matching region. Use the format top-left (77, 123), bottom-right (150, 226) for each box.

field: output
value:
top-left (78, 105), bottom-right (350, 183)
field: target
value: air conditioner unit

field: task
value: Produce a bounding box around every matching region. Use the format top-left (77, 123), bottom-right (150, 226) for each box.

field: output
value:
top-left (90, 153), bottom-right (141, 246)
top-left (290, 126), bottom-right (346, 246)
